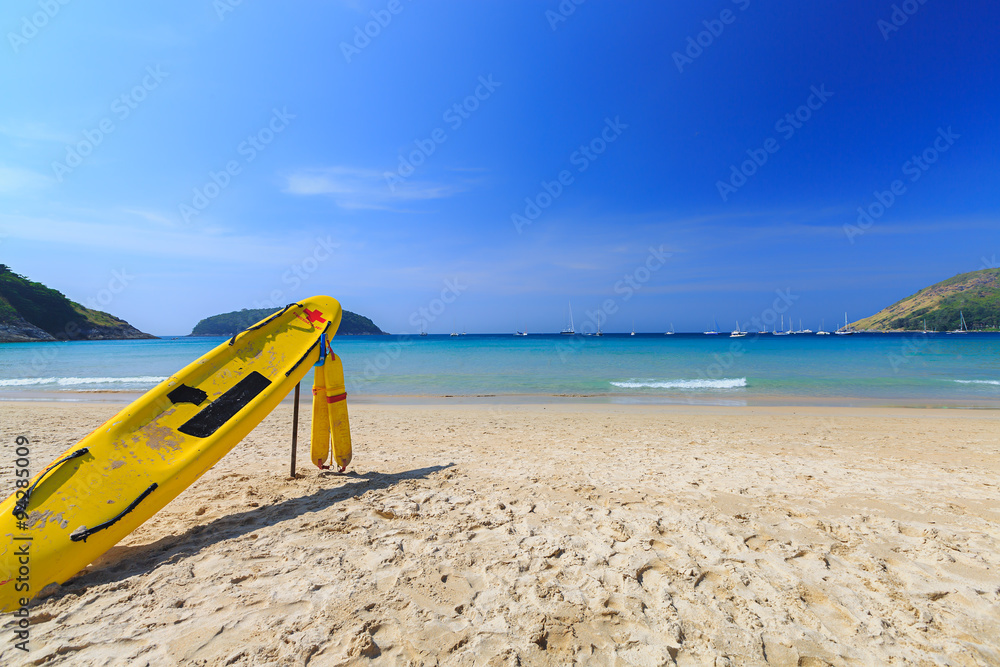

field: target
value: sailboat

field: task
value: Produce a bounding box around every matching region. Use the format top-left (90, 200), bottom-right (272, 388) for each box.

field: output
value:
top-left (800, 319), bottom-right (812, 334)
top-left (773, 314), bottom-right (790, 336)
top-left (664, 322), bottom-right (675, 336)
top-left (704, 318), bottom-right (720, 335)
top-left (730, 320), bottom-right (746, 338)
top-left (419, 324), bottom-right (428, 336)
top-left (948, 311), bottom-right (969, 334)
top-left (834, 312), bottom-right (854, 335)
top-left (560, 302), bottom-right (575, 335)
top-left (816, 319), bottom-right (831, 335)
top-left (922, 319), bottom-right (929, 334)
top-left (595, 312), bottom-right (604, 336)
top-left (450, 320), bottom-right (459, 337)
top-left (630, 320), bottom-right (636, 336)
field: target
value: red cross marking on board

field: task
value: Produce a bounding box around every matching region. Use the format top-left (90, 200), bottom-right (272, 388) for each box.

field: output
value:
top-left (304, 308), bottom-right (326, 324)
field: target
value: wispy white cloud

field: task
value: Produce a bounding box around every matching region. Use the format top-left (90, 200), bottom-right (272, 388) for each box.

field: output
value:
top-left (0, 213), bottom-right (316, 265)
top-left (0, 166), bottom-right (51, 194)
top-left (283, 166), bottom-right (471, 210)
top-left (0, 121), bottom-right (76, 145)
top-left (120, 208), bottom-right (178, 227)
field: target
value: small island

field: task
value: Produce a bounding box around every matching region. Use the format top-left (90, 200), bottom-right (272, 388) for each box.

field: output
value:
top-left (850, 268), bottom-right (1000, 332)
top-left (191, 307), bottom-right (386, 336)
top-left (0, 265), bottom-right (155, 343)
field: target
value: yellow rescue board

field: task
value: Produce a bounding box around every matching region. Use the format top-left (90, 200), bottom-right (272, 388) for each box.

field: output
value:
top-left (0, 296), bottom-right (344, 612)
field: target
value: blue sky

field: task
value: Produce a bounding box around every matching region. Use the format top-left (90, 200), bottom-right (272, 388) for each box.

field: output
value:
top-left (1, 0), bottom-right (997, 334)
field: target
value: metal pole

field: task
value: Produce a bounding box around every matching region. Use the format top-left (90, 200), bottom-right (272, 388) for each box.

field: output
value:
top-left (290, 382), bottom-right (300, 477)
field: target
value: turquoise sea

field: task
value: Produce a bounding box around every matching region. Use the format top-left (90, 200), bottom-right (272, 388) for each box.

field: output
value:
top-left (1, 332), bottom-right (998, 407)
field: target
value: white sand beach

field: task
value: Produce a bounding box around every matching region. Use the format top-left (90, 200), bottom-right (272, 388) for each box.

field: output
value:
top-left (1, 401), bottom-right (999, 665)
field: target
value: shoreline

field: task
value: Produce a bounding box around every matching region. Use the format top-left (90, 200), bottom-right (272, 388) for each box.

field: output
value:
top-left (2, 388), bottom-right (999, 410)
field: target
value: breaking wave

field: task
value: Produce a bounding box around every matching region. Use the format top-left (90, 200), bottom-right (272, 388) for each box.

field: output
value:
top-left (0, 376), bottom-right (167, 388)
top-left (610, 378), bottom-right (747, 390)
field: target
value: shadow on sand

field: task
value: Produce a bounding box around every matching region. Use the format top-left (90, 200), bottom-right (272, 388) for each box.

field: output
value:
top-left (46, 464), bottom-right (452, 601)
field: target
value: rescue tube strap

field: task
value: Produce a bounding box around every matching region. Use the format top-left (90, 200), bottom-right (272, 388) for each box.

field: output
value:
top-left (285, 322), bottom-right (331, 377)
top-left (326, 392), bottom-right (347, 404)
top-left (13, 448), bottom-right (89, 517)
top-left (70, 483), bottom-right (158, 543)
top-left (229, 302), bottom-right (303, 347)
top-left (313, 331), bottom-right (328, 367)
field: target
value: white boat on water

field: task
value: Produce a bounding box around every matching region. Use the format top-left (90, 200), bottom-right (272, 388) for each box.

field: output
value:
top-left (835, 312), bottom-right (854, 335)
top-left (704, 318), bottom-right (720, 335)
top-left (630, 320), bottom-right (636, 336)
top-left (730, 321), bottom-right (746, 338)
top-left (665, 322), bottom-right (675, 335)
top-left (560, 302), bottom-right (575, 334)
top-left (773, 314), bottom-right (790, 336)
top-left (816, 319), bottom-right (831, 335)
top-left (948, 311), bottom-right (969, 334)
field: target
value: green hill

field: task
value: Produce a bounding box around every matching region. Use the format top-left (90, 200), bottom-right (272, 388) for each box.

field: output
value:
top-left (0, 264), bottom-right (156, 342)
top-left (851, 268), bottom-right (1000, 331)
top-left (191, 306), bottom-right (386, 336)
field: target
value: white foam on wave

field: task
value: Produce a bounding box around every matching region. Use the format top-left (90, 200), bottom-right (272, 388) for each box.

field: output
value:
top-left (954, 379), bottom-right (1000, 386)
top-left (611, 378), bottom-right (747, 390)
top-left (0, 376), bottom-right (167, 388)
